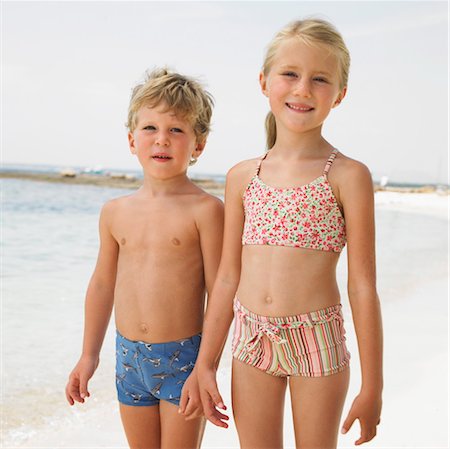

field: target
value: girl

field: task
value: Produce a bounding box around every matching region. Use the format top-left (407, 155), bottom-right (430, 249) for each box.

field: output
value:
top-left (186, 18), bottom-right (383, 448)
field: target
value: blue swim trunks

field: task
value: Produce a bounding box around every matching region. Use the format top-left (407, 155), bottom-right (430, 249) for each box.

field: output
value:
top-left (115, 330), bottom-right (201, 407)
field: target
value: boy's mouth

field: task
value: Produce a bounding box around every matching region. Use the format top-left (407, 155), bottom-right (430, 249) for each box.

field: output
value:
top-left (152, 153), bottom-right (172, 161)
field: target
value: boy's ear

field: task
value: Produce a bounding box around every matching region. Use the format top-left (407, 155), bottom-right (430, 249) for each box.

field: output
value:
top-left (259, 72), bottom-right (269, 97)
top-left (128, 132), bottom-right (137, 155)
top-left (193, 141), bottom-right (206, 158)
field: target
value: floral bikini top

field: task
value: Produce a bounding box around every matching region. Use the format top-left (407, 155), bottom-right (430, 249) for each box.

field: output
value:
top-left (242, 149), bottom-right (346, 252)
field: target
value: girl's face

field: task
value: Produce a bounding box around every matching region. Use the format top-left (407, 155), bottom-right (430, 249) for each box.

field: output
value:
top-left (260, 38), bottom-right (346, 138)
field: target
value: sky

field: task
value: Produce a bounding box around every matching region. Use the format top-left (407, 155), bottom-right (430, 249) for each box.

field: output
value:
top-left (2, 1), bottom-right (448, 184)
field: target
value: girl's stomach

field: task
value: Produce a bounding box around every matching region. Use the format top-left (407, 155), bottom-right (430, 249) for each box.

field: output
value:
top-left (236, 245), bottom-right (342, 316)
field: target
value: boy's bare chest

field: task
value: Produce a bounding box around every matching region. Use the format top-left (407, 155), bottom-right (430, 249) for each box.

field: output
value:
top-left (112, 203), bottom-right (199, 252)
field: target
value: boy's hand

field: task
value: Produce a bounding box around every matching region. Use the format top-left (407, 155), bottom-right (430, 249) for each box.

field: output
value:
top-left (198, 366), bottom-right (229, 428)
top-left (65, 356), bottom-right (99, 405)
top-left (341, 391), bottom-right (382, 445)
top-left (179, 370), bottom-right (203, 420)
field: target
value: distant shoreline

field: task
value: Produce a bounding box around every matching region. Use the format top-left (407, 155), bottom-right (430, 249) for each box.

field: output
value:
top-left (0, 171), bottom-right (226, 196)
top-left (1, 170), bottom-right (448, 195)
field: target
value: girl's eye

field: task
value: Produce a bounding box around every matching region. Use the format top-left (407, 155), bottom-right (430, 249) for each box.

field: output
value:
top-left (283, 72), bottom-right (298, 78)
top-left (171, 128), bottom-right (183, 133)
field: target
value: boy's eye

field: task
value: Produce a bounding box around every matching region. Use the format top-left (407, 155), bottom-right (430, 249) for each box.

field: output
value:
top-left (313, 77), bottom-right (328, 83)
top-left (143, 125), bottom-right (156, 131)
top-left (171, 128), bottom-right (183, 133)
top-left (282, 71), bottom-right (298, 78)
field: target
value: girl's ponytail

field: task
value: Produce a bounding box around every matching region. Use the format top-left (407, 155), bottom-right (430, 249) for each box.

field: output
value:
top-left (265, 111), bottom-right (277, 150)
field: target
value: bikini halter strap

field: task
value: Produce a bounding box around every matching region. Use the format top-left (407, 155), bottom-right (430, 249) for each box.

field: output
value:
top-left (256, 148), bottom-right (339, 177)
top-left (255, 151), bottom-right (269, 176)
top-left (323, 149), bottom-right (339, 178)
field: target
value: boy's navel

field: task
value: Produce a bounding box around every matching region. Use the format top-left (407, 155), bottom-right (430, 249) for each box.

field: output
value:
top-left (140, 323), bottom-right (149, 333)
top-left (120, 238), bottom-right (126, 245)
top-left (171, 238), bottom-right (181, 246)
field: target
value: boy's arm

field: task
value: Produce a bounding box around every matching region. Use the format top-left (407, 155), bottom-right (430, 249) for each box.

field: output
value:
top-left (198, 195), bottom-right (225, 300)
top-left (338, 162), bottom-right (383, 445)
top-left (65, 201), bottom-right (119, 405)
top-left (180, 194), bottom-right (224, 419)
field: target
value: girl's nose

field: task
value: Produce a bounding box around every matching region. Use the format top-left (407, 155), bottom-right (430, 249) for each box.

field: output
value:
top-left (293, 79), bottom-right (312, 97)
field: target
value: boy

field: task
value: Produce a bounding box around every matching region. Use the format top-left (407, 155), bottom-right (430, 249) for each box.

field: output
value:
top-left (65, 68), bottom-right (224, 449)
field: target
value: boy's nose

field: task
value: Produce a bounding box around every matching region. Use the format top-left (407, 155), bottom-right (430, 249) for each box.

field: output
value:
top-left (155, 133), bottom-right (170, 146)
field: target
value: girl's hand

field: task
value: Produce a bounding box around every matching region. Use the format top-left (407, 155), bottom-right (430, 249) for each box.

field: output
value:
top-left (65, 355), bottom-right (99, 405)
top-left (198, 366), bottom-right (229, 428)
top-left (179, 370), bottom-right (203, 420)
top-left (341, 391), bottom-right (382, 445)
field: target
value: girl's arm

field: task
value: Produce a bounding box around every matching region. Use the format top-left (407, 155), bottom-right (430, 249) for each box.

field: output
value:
top-left (65, 201), bottom-right (119, 405)
top-left (196, 163), bottom-right (250, 428)
top-left (179, 195), bottom-right (224, 419)
top-left (338, 161), bottom-right (383, 445)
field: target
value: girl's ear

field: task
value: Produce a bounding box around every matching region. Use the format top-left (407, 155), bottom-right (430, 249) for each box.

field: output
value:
top-left (259, 72), bottom-right (269, 97)
top-left (128, 132), bottom-right (137, 155)
top-left (333, 87), bottom-right (347, 107)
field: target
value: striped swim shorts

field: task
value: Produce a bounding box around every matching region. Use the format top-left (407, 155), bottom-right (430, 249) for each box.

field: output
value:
top-left (231, 298), bottom-right (350, 377)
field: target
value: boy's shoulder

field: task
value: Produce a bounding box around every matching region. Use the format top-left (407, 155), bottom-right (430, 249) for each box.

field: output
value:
top-left (100, 192), bottom-right (136, 216)
top-left (190, 188), bottom-right (224, 213)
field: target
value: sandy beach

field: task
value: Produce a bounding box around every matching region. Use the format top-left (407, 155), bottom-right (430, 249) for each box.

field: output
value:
top-left (2, 179), bottom-right (448, 449)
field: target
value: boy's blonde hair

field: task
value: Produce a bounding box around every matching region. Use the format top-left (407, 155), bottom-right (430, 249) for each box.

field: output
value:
top-left (262, 18), bottom-right (351, 149)
top-left (127, 68), bottom-right (214, 144)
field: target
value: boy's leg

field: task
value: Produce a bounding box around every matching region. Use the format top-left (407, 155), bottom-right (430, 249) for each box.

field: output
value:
top-left (159, 400), bottom-right (206, 449)
top-left (119, 403), bottom-right (161, 449)
top-left (289, 368), bottom-right (350, 449)
top-left (232, 358), bottom-right (287, 449)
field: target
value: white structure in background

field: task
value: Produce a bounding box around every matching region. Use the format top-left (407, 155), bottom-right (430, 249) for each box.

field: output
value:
top-left (379, 176), bottom-right (389, 188)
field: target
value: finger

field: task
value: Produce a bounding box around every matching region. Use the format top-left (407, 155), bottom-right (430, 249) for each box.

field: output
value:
top-left (204, 400), bottom-right (230, 428)
top-left (341, 412), bottom-right (356, 434)
top-left (183, 397), bottom-right (199, 417)
top-left (65, 385), bottom-right (75, 405)
top-left (185, 410), bottom-right (203, 420)
top-left (209, 387), bottom-right (226, 410)
top-left (79, 376), bottom-right (89, 400)
top-left (178, 389), bottom-right (189, 414)
top-left (355, 421), bottom-right (376, 445)
top-left (67, 377), bottom-right (84, 403)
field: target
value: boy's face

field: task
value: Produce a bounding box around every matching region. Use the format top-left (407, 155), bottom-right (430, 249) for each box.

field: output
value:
top-left (129, 103), bottom-right (204, 179)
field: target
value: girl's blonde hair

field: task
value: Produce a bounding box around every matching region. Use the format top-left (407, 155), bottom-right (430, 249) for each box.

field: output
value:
top-left (127, 68), bottom-right (214, 144)
top-left (262, 19), bottom-right (350, 149)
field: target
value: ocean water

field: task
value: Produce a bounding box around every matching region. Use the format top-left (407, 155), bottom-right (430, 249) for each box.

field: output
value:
top-left (1, 178), bottom-right (448, 447)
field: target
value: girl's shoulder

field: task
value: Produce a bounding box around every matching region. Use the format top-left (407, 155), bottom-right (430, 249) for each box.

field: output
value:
top-left (333, 151), bottom-right (372, 183)
top-left (227, 155), bottom-right (264, 181)
top-left (226, 156), bottom-right (264, 194)
top-left (332, 151), bottom-right (373, 203)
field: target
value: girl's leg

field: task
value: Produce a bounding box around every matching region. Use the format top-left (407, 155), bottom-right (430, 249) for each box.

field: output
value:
top-left (159, 400), bottom-right (206, 449)
top-left (232, 358), bottom-right (287, 449)
top-left (289, 368), bottom-right (350, 449)
top-left (119, 403), bottom-right (161, 449)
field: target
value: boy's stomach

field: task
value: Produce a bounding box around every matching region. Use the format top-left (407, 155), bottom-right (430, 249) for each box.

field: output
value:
top-left (113, 273), bottom-right (205, 344)
top-left (236, 245), bottom-right (341, 316)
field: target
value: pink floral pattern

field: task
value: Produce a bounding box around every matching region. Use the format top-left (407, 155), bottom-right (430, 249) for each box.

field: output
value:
top-left (242, 174), bottom-right (346, 252)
